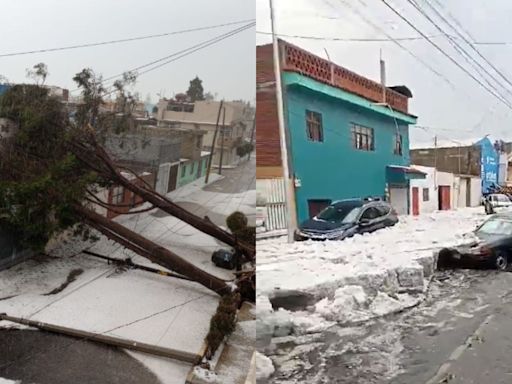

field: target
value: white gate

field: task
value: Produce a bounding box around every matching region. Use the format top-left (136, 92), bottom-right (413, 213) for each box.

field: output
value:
top-left (155, 163), bottom-right (171, 195)
top-left (265, 178), bottom-right (287, 231)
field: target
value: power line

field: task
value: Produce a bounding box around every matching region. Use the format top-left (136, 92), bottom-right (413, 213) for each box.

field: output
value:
top-left (336, 0), bottom-right (456, 89)
top-left (380, 0), bottom-right (512, 110)
top-left (404, 0), bottom-right (512, 102)
top-left (256, 30), bottom-right (444, 42)
top-left (0, 19), bottom-right (255, 58)
top-left (73, 22), bottom-right (255, 95)
top-left (421, 0), bottom-right (512, 90)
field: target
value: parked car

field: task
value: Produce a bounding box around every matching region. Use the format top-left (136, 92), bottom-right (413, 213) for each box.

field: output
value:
top-left (437, 212), bottom-right (512, 271)
top-left (294, 197), bottom-right (399, 241)
top-left (484, 193), bottom-right (512, 214)
top-left (211, 249), bottom-right (236, 270)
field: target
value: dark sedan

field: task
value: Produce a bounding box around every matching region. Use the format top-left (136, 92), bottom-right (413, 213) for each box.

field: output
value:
top-left (437, 213), bottom-right (512, 271)
top-left (294, 198), bottom-right (399, 241)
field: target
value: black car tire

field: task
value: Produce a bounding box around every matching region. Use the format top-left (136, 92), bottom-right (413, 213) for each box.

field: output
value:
top-left (493, 251), bottom-right (510, 271)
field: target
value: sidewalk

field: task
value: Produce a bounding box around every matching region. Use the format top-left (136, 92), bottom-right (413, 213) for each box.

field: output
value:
top-left (188, 302), bottom-right (256, 384)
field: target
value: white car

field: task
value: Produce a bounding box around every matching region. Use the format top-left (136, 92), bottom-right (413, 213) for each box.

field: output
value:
top-left (484, 193), bottom-right (512, 214)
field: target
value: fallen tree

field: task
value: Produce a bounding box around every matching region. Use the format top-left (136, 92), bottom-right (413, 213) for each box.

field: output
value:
top-left (0, 65), bottom-right (253, 296)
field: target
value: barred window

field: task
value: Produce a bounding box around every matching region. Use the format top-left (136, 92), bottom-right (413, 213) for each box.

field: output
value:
top-left (305, 110), bottom-right (323, 142)
top-left (351, 124), bottom-right (374, 151)
top-left (394, 133), bottom-right (403, 155)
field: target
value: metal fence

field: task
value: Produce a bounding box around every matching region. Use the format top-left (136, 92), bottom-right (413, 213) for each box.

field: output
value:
top-left (264, 178), bottom-right (287, 231)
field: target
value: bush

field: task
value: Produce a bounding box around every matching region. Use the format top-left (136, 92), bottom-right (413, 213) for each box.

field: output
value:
top-left (205, 292), bottom-right (240, 358)
top-left (226, 211), bottom-right (248, 233)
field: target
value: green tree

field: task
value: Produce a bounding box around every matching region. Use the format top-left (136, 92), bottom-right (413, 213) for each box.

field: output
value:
top-left (0, 65), bottom-right (253, 295)
top-left (186, 76), bottom-right (205, 102)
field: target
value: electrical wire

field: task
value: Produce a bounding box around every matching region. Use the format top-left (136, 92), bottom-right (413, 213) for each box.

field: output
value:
top-left (379, 0), bottom-right (512, 110)
top-left (421, 0), bottom-right (512, 90)
top-left (336, 0), bottom-right (456, 89)
top-left (0, 19), bottom-right (255, 58)
top-left (73, 22), bottom-right (255, 96)
top-left (256, 30), bottom-right (444, 42)
top-left (404, 0), bottom-right (512, 101)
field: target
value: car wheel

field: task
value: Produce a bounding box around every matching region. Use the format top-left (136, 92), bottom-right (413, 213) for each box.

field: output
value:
top-left (493, 251), bottom-right (509, 271)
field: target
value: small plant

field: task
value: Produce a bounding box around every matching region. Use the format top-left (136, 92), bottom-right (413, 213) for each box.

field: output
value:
top-left (205, 292), bottom-right (240, 358)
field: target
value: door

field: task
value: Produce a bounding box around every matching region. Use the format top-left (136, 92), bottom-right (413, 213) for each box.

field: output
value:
top-left (438, 186), bottom-right (451, 210)
top-left (411, 187), bottom-right (420, 216)
top-left (308, 199), bottom-right (331, 219)
top-left (167, 165), bottom-right (179, 192)
top-left (389, 187), bottom-right (408, 215)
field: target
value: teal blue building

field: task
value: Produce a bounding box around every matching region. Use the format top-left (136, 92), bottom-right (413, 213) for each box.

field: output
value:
top-left (282, 72), bottom-right (422, 223)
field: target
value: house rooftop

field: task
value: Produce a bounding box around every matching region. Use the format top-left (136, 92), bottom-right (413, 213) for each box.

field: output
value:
top-left (257, 40), bottom-right (413, 116)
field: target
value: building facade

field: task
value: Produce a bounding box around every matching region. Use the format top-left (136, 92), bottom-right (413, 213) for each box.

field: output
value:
top-left (411, 136), bottom-right (503, 195)
top-left (256, 41), bottom-right (422, 225)
top-left (154, 99), bottom-right (252, 167)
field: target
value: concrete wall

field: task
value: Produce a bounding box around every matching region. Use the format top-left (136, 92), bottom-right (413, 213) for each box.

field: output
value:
top-left (0, 228), bottom-right (33, 271)
top-left (470, 177), bottom-right (482, 206)
top-left (177, 155), bottom-right (209, 188)
top-left (411, 145), bottom-right (481, 176)
top-left (106, 135), bottom-right (181, 166)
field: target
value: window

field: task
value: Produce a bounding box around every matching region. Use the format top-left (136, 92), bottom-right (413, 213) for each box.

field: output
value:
top-left (181, 165), bottom-right (186, 178)
top-left (394, 133), bottom-right (403, 155)
top-left (377, 204), bottom-right (391, 216)
top-left (423, 188), bottom-right (429, 202)
top-left (351, 124), bottom-right (374, 151)
top-left (305, 110), bottom-right (323, 142)
top-left (112, 186), bottom-right (124, 205)
top-left (223, 127), bottom-right (232, 138)
top-left (360, 207), bottom-right (380, 220)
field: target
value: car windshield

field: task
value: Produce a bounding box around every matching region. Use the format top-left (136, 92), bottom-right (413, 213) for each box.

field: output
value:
top-left (496, 195), bottom-right (510, 202)
top-left (477, 218), bottom-right (512, 236)
top-left (316, 203), bottom-right (362, 223)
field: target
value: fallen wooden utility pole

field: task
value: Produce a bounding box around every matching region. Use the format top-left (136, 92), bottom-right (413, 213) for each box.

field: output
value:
top-left (0, 313), bottom-right (201, 364)
top-left (76, 205), bottom-right (230, 295)
top-left (71, 139), bottom-right (255, 261)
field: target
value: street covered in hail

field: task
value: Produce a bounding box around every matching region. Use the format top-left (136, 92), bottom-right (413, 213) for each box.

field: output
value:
top-left (256, 207), bottom-right (512, 383)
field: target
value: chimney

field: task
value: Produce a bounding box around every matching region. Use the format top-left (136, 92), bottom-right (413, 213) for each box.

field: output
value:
top-left (380, 50), bottom-right (386, 103)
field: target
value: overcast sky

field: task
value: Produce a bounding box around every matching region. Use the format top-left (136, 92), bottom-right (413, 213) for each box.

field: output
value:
top-left (257, 0), bottom-right (512, 146)
top-left (0, 0), bottom-right (255, 104)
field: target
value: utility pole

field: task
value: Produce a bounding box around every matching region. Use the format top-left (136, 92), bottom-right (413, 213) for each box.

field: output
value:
top-left (218, 107), bottom-right (226, 175)
top-left (247, 118), bottom-right (255, 161)
top-left (205, 100), bottom-right (224, 184)
top-left (270, 0), bottom-right (298, 243)
top-left (434, 135), bottom-right (438, 190)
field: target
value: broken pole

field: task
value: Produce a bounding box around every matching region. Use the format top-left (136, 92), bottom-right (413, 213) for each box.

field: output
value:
top-left (0, 313), bottom-right (201, 364)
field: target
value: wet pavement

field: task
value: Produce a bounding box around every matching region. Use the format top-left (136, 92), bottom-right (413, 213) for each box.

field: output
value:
top-left (265, 269), bottom-right (512, 384)
top-left (0, 329), bottom-right (161, 384)
top-left (205, 156), bottom-right (255, 194)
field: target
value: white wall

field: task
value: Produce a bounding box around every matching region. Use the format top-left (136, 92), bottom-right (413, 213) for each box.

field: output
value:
top-left (499, 153), bottom-right (508, 185)
top-left (410, 165), bottom-right (438, 214)
top-left (470, 177), bottom-right (482, 206)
